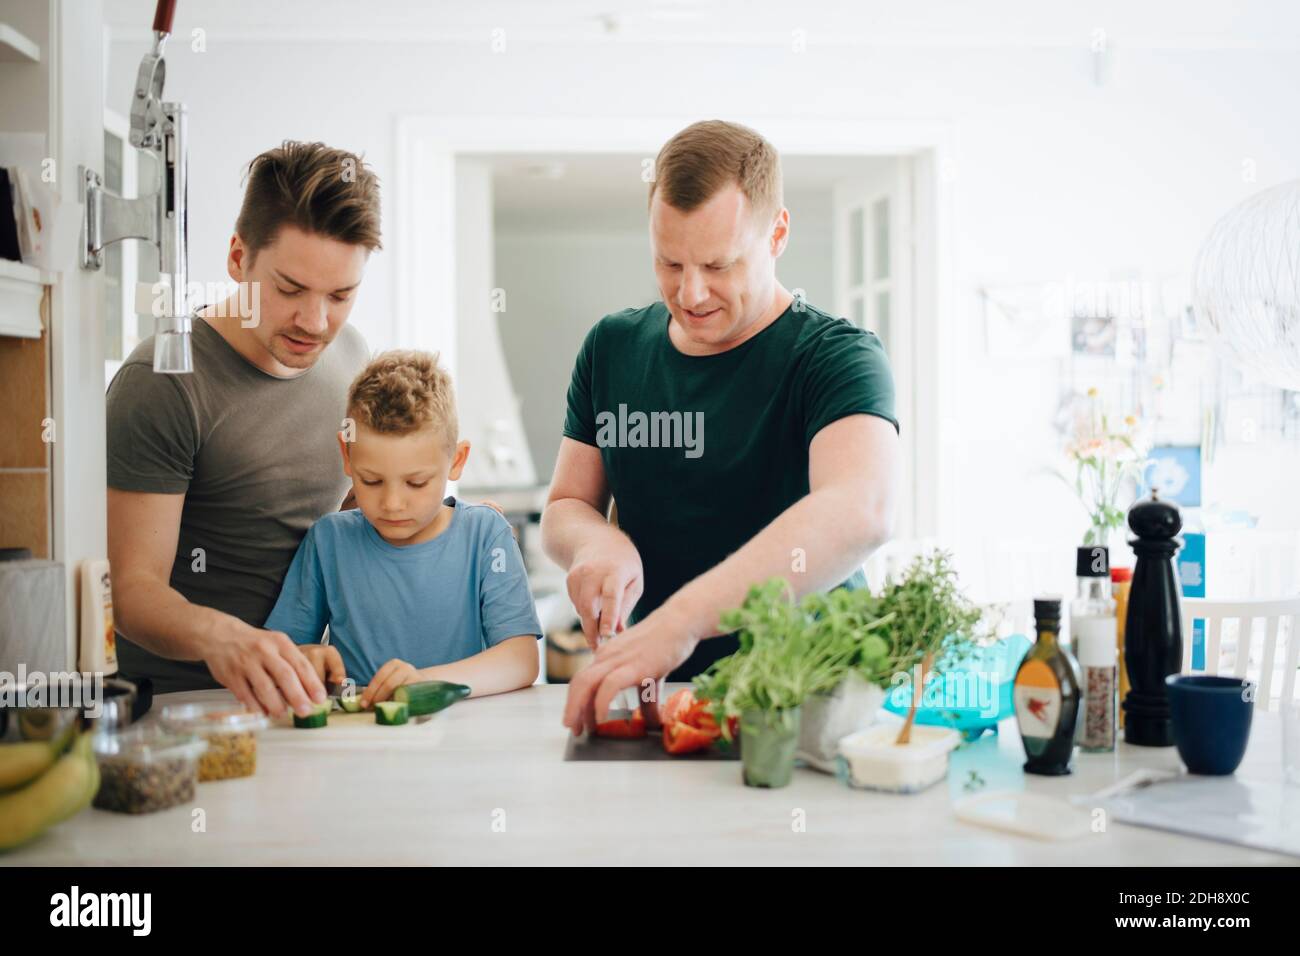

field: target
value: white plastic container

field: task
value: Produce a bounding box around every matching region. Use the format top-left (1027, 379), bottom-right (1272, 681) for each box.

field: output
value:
top-left (835, 723), bottom-right (961, 793)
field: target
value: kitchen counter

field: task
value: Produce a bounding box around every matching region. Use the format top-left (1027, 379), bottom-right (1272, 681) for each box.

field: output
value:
top-left (5, 685), bottom-right (1296, 865)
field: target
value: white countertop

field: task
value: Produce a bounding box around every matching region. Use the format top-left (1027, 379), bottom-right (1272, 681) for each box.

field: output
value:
top-left (5, 685), bottom-right (1296, 865)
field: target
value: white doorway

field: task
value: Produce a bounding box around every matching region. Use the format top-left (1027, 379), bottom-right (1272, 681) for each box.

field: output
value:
top-left (832, 158), bottom-right (918, 543)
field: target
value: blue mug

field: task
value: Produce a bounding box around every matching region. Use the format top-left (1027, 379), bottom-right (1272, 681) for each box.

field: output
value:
top-left (1166, 675), bottom-right (1255, 775)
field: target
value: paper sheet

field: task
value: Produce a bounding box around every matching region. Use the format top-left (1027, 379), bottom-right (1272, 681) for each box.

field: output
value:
top-left (1097, 771), bottom-right (1300, 858)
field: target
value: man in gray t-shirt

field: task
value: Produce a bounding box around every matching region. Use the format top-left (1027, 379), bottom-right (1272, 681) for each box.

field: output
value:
top-left (106, 142), bottom-right (382, 714)
top-left (108, 314), bottom-right (367, 693)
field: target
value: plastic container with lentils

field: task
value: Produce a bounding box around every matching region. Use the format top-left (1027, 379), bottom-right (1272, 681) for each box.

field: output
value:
top-left (91, 726), bottom-right (207, 814)
top-left (161, 702), bottom-right (269, 781)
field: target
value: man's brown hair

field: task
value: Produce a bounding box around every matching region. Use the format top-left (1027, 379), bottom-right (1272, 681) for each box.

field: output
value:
top-left (236, 141), bottom-right (382, 261)
top-left (347, 350), bottom-right (457, 452)
top-left (649, 120), bottom-right (783, 221)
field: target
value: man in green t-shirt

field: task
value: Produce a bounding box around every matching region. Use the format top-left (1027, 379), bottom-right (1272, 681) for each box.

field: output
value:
top-left (545, 121), bottom-right (901, 734)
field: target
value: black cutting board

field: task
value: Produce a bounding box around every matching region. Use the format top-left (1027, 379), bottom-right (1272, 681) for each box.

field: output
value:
top-left (563, 710), bottom-right (739, 761)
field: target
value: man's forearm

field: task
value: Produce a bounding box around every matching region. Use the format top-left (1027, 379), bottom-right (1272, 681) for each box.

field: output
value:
top-left (660, 485), bottom-right (891, 640)
top-left (113, 577), bottom-right (237, 663)
top-left (540, 497), bottom-right (632, 568)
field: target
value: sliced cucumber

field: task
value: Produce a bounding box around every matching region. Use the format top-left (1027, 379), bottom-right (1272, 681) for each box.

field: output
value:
top-left (293, 702), bottom-right (331, 728)
top-left (393, 681), bottom-right (470, 716)
top-left (338, 696), bottom-right (364, 714)
top-left (374, 701), bottom-right (409, 726)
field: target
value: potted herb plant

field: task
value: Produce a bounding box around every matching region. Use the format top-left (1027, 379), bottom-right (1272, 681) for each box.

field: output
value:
top-left (696, 580), bottom-right (859, 788)
top-left (838, 552), bottom-right (985, 793)
top-left (794, 587), bottom-right (901, 771)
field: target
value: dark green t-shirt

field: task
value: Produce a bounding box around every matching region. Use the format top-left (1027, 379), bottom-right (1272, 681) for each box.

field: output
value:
top-left (562, 299), bottom-right (898, 680)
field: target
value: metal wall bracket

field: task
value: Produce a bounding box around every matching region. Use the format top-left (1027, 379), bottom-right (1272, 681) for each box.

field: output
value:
top-left (80, 166), bottom-right (160, 272)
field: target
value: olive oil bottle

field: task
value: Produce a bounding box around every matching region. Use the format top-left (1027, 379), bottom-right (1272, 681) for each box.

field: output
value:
top-left (1014, 597), bottom-right (1083, 775)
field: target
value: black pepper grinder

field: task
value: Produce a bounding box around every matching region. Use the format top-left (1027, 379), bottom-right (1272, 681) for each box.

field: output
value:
top-left (1122, 491), bottom-right (1183, 747)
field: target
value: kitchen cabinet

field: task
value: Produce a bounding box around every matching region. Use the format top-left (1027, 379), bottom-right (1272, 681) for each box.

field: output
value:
top-left (0, 278), bottom-right (51, 558)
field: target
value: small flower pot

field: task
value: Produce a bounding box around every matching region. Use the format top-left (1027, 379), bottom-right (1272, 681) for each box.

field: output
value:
top-left (740, 707), bottom-right (801, 788)
top-left (797, 672), bottom-right (885, 773)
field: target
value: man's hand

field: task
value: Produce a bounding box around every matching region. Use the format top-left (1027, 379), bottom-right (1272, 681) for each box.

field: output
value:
top-left (205, 621), bottom-right (327, 718)
top-left (562, 605), bottom-right (698, 735)
top-left (476, 499), bottom-right (519, 540)
top-left (299, 644), bottom-right (347, 686)
top-left (566, 540), bottom-right (644, 650)
top-left (362, 658), bottom-right (419, 707)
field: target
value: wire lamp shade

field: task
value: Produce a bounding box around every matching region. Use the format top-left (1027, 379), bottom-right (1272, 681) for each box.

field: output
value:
top-left (1192, 179), bottom-right (1300, 391)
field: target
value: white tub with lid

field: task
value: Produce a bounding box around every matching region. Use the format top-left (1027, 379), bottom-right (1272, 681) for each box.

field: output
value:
top-left (835, 723), bottom-right (961, 793)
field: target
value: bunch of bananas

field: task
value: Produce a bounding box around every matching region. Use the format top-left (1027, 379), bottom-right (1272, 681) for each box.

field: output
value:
top-left (0, 718), bottom-right (100, 851)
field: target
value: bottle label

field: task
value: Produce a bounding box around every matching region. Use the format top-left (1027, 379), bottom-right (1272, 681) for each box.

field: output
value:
top-left (101, 567), bottom-right (117, 671)
top-left (1015, 659), bottom-right (1062, 743)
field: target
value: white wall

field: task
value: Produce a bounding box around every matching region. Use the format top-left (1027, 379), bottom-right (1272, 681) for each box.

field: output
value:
top-left (495, 230), bottom-right (656, 480)
top-left (106, 32), bottom-right (1300, 598)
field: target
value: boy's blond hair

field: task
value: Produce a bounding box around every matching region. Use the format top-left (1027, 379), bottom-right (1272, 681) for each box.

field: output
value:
top-left (346, 350), bottom-right (458, 452)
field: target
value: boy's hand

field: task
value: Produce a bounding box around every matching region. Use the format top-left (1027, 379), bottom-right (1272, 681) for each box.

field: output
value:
top-left (300, 644), bottom-right (347, 686)
top-left (362, 658), bottom-right (419, 707)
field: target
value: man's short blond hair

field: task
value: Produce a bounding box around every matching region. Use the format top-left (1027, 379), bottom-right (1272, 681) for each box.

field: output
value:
top-left (649, 120), bottom-right (783, 221)
top-left (346, 350), bottom-right (457, 452)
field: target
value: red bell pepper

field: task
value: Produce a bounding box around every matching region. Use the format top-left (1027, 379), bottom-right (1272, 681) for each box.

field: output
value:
top-left (660, 689), bottom-right (696, 727)
top-left (660, 689), bottom-right (732, 755)
top-left (594, 709), bottom-right (646, 738)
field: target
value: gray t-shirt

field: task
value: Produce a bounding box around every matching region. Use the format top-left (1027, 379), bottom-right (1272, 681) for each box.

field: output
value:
top-left (106, 316), bottom-right (369, 693)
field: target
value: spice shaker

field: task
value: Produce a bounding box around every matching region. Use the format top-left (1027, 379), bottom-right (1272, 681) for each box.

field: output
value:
top-left (1122, 492), bottom-right (1183, 747)
top-left (1071, 546), bottom-right (1117, 751)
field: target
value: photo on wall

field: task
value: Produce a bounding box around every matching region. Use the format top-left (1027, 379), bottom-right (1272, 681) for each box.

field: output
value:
top-left (1140, 444), bottom-right (1203, 507)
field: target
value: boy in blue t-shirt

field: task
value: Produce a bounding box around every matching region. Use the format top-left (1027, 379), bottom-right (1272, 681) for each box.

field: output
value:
top-left (265, 350), bottom-right (542, 706)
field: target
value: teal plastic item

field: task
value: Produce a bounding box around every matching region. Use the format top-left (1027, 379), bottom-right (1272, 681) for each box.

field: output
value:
top-left (881, 634), bottom-right (1033, 741)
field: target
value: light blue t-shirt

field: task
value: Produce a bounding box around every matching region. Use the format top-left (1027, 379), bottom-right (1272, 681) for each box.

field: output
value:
top-left (264, 498), bottom-right (542, 685)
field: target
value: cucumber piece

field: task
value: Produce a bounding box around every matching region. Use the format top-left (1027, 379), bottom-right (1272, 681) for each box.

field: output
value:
top-left (392, 681), bottom-right (470, 716)
top-left (338, 696), bottom-right (363, 714)
top-left (374, 701), bottom-right (409, 726)
top-left (292, 702), bottom-right (331, 729)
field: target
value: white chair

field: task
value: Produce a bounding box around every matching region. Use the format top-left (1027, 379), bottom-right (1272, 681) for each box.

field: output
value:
top-left (1180, 597), bottom-right (1300, 710)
